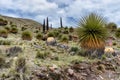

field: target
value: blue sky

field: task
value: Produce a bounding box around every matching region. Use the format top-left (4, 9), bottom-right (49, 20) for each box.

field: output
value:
top-left (0, 0), bottom-right (120, 27)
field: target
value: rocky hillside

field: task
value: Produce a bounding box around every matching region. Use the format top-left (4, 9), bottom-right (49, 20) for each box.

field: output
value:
top-left (0, 14), bottom-right (42, 30)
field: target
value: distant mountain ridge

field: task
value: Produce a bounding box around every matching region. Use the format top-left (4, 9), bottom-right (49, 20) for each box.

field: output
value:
top-left (0, 14), bottom-right (42, 29)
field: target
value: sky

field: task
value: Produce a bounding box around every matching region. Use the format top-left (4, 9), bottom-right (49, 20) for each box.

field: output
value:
top-left (0, 0), bottom-right (120, 27)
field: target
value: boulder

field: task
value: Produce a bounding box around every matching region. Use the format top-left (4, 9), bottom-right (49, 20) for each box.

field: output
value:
top-left (46, 37), bottom-right (56, 46)
top-left (104, 47), bottom-right (114, 53)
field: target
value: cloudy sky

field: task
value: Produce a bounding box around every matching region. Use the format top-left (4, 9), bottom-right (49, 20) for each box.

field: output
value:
top-left (0, 0), bottom-right (120, 27)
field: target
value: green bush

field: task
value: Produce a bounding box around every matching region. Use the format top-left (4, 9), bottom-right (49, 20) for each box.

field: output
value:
top-left (63, 29), bottom-right (69, 34)
top-left (47, 31), bottom-right (54, 37)
top-left (10, 27), bottom-right (18, 34)
top-left (97, 64), bottom-right (105, 72)
top-left (58, 33), bottom-right (62, 40)
top-left (21, 27), bottom-right (27, 31)
top-left (113, 42), bottom-right (117, 46)
top-left (36, 33), bottom-right (43, 40)
top-left (15, 57), bottom-right (26, 72)
top-left (70, 47), bottom-right (79, 53)
top-left (101, 54), bottom-right (107, 60)
top-left (53, 30), bottom-right (59, 37)
top-left (36, 51), bottom-right (50, 59)
top-left (0, 40), bottom-right (11, 45)
top-left (0, 19), bottom-right (8, 25)
top-left (69, 27), bottom-right (74, 33)
top-left (22, 31), bottom-right (32, 40)
top-left (0, 18), bottom-right (3, 21)
top-left (64, 27), bottom-right (68, 30)
top-left (51, 56), bottom-right (59, 61)
top-left (0, 55), bottom-right (6, 68)
top-left (0, 29), bottom-right (8, 38)
top-left (11, 24), bottom-right (17, 27)
top-left (34, 30), bottom-right (39, 33)
top-left (4, 26), bottom-right (11, 32)
top-left (60, 35), bottom-right (69, 43)
top-left (77, 49), bottom-right (86, 56)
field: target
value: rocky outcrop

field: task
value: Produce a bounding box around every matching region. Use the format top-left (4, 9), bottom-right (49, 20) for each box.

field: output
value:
top-left (31, 57), bottom-right (120, 80)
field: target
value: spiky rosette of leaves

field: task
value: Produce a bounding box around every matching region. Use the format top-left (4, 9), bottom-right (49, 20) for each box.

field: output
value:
top-left (77, 13), bottom-right (108, 50)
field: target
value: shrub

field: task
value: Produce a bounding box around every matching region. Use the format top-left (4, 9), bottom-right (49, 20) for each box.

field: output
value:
top-left (51, 56), bottom-right (59, 61)
top-left (6, 46), bottom-right (22, 56)
top-left (101, 54), bottom-right (107, 60)
top-left (0, 29), bottom-right (8, 38)
top-left (11, 24), bottom-right (17, 27)
top-left (113, 42), bottom-right (117, 46)
top-left (60, 35), bottom-right (69, 43)
top-left (0, 55), bottom-right (6, 68)
top-left (15, 57), bottom-right (26, 73)
top-left (47, 31), bottom-right (54, 37)
top-left (36, 51), bottom-right (50, 59)
top-left (0, 40), bottom-right (11, 45)
top-left (0, 18), bottom-right (3, 21)
top-left (10, 27), bottom-right (18, 34)
top-left (64, 27), bottom-right (68, 30)
top-left (22, 31), bottom-right (32, 40)
top-left (70, 47), bottom-right (79, 53)
top-left (42, 35), bottom-right (47, 41)
top-left (52, 30), bottom-right (59, 37)
top-left (36, 33), bottom-right (43, 40)
top-left (0, 19), bottom-right (8, 26)
top-left (63, 29), bottom-right (69, 34)
top-left (36, 51), bottom-right (45, 59)
top-left (21, 27), bottom-right (27, 31)
top-left (78, 49), bottom-right (86, 56)
top-left (4, 26), bottom-right (11, 32)
top-left (97, 64), bottom-right (105, 72)
top-left (58, 33), bottom-right (62, 39)
top-left (34, 30), bottom-right (39, 33)
top-left (69, 27), bottom-right (74, 33)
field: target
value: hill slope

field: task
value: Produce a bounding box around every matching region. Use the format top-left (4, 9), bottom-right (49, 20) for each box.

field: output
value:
top-left (0, 14), bottom-right (42, 29)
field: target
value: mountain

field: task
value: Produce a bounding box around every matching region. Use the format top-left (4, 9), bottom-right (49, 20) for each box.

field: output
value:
top-left (0, 14), bottom-right (42, 30)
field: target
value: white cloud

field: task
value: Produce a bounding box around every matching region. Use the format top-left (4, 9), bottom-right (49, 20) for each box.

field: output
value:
top-left (0, 0), bottom-right (120, 27)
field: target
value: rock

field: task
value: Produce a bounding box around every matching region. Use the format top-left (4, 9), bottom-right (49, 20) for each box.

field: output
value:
top-left (57, 43), bottom-right (69, 50)
top-left (46, 37), bottom-right (56, 46)
top-left (104, 47), bottom-right (114, 54)
top-left (68, 68), bottom-right (74, 75)
top-left (52, 64), bottom-right (58, 69)
top-left (13, 57), bottom-right (18, 61)
top-left (49, 64), bottom-right (58, 71)
top-left (81, 73), bottom-right (87, 76)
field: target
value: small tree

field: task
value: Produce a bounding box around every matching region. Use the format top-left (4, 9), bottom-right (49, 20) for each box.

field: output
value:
top-left (46, 17), bottom-right (49, 31)
top-left (60, 17), bottom-right (63, 28)
top-left (43, 19), bottom-right (46, 33)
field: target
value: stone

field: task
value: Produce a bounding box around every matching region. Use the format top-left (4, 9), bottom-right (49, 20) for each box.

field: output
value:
top-left (49, 64), bottom-right (58, 71)
top-left (68, 68), bottom-right (74, 75)
top-left (46, 37), bottom-right (56, 46)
